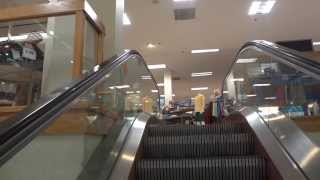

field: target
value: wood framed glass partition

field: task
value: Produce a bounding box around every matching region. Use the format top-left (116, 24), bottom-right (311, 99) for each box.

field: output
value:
top-left (0, 0), bottom-right (105, 115)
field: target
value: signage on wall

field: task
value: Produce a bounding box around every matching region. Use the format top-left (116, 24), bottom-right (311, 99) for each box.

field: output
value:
top-left (22, 47), bottom-right (36, 60)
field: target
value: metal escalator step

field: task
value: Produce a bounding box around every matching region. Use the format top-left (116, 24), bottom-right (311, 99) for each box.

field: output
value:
top-left (136, 156), bottom-right (267, 180)
top-left (146, 123), bottom-right (249, 137)
top-left (143, 133), bottom-right (255, 158)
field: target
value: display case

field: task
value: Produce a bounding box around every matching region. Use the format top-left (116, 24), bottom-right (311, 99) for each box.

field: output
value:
top-left (0, 0), bottom-right (105, 114)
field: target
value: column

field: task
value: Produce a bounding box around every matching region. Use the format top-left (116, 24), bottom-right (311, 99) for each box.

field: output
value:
top-left (88, 0), bottom-right (124, 59)
top-left (164, 69), bottom-right (173, 106)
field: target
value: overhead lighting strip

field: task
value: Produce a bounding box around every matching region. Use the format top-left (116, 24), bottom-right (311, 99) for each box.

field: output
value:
top-left (191, 87), bottom-right (209, 91)
top-left (191, 49), bottom-right (220, 54)
top-left (191, 72), bottom-right (213, 77)
top-left (253, 83), bottom-right (271, 87)
top-left (231, 78), bottom-right (245, 82)
top-left (109, 85), bottom-right (130, 89)
top-left (147, 64), bottom-right (166, 70)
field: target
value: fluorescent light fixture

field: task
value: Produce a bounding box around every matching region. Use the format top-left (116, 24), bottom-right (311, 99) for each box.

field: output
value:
top-left (136, 91), bottom-right (141, 93)
top-left (191, 72), bottom-right (213, 77)
top-left (253, 83), bottom-right (271, 87)
top-left (123, 13), bottom-right (131, 25)
top-left (191, 49), bottom-right (220, 54)
top-left (265, 97), bottom-right (277, 100)
top-left (246, 94), bottom-right (257, 97)
top-left (249, 1), bottom-right (276, 16)
top-left (237, 58), bottom-right (258, 64)
top-left (147, 43), bottom-right (156, 48)
top-left (147, 64), bottom-right (166, 70)
top-left (223, 91), bottom-right (229, 94)
top-left (126, 91), bottom-right (134, 94)
top-left (151, 90), bottom-right (159, 93)
top-left (109, 85), bottom-right (130, 89)
top-left (313, 42), bottom-right (320, 46)
top-left (231, 78), bottom-right (245, 82)
top-left (116, 85), bottom-right (130, 89)
top-left (141, 75), bottom-right (152, 80)
top-left (157, 83), bottom-right (164, 87)
top-left (191, 87), bottom-right (209, 91)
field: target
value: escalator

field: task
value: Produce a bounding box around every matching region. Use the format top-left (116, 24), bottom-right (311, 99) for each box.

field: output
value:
top-left (0, 51), bottom-right (160, 180)
top-left (1, 40), bottom-right (320, 180)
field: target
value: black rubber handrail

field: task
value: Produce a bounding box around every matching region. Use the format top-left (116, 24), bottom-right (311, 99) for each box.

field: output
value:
top-left (222, 40), bottom-right (320, 94)
top-left (0, 50), bottom-right (159, 166)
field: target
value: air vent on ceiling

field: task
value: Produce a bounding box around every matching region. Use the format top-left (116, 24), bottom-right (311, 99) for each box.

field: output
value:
top-left (152, 0), bottom-right (159, 4)
top-left (174, 8), bottom-right (196, 20)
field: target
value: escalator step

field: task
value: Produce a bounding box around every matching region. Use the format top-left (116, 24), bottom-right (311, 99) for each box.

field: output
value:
top-left (143, 133), bottom-right (255, 158)
top-left (136, 156), bottom-right (267, 180)
top-left (146, 123), bottom-right (249, 137)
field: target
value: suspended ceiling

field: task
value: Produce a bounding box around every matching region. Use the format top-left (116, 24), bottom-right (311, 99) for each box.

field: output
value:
top-left (123, 0), bottom-right (320, 101)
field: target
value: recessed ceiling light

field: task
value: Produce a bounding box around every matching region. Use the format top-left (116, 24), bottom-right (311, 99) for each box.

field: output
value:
top-left (147, 43), bottom-right (156, 48)
top-left (313, 42), bottom-right (320, 46)
top-left (265, 97), bottom-right (277, 100)
top-left (148, 64), bottom-right (166, 70)
top-left (136, 91), bottom-right (141, 93)
top-left (151, 90), bottom-right (159, 93)
top-left (157, 83), bottom-right (164, 87)
top-left (248, 1), bottom-right (276, 16)
top-left (231, 78), bottom-right (245, 82)
top-left (191, 87), bottom-right (209, 91)
top-left (191, 72), bottom-right (213, 77)
top-left (237, 58), bottom-right (258, 64)
top-left (126, 91), bottom-right (134, 94)
top-left (246, 94), bottom-right (257, 97)
top-left (191, 49), bottom-right (220, 54)
top-left (253, 83), bottom-right (271, 87)
top-left (123, 13), bottom-right (131, 25)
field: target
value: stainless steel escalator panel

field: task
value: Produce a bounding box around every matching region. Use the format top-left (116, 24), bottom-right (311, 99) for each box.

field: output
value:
top-left (108, 113), bottom-right (150, 180)
top-left (265, 110), bottom-right (320, 180)
top-left (223, 40), bottom-right (320, 180)
top-left (240, 107), bottom-right (307, 180)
